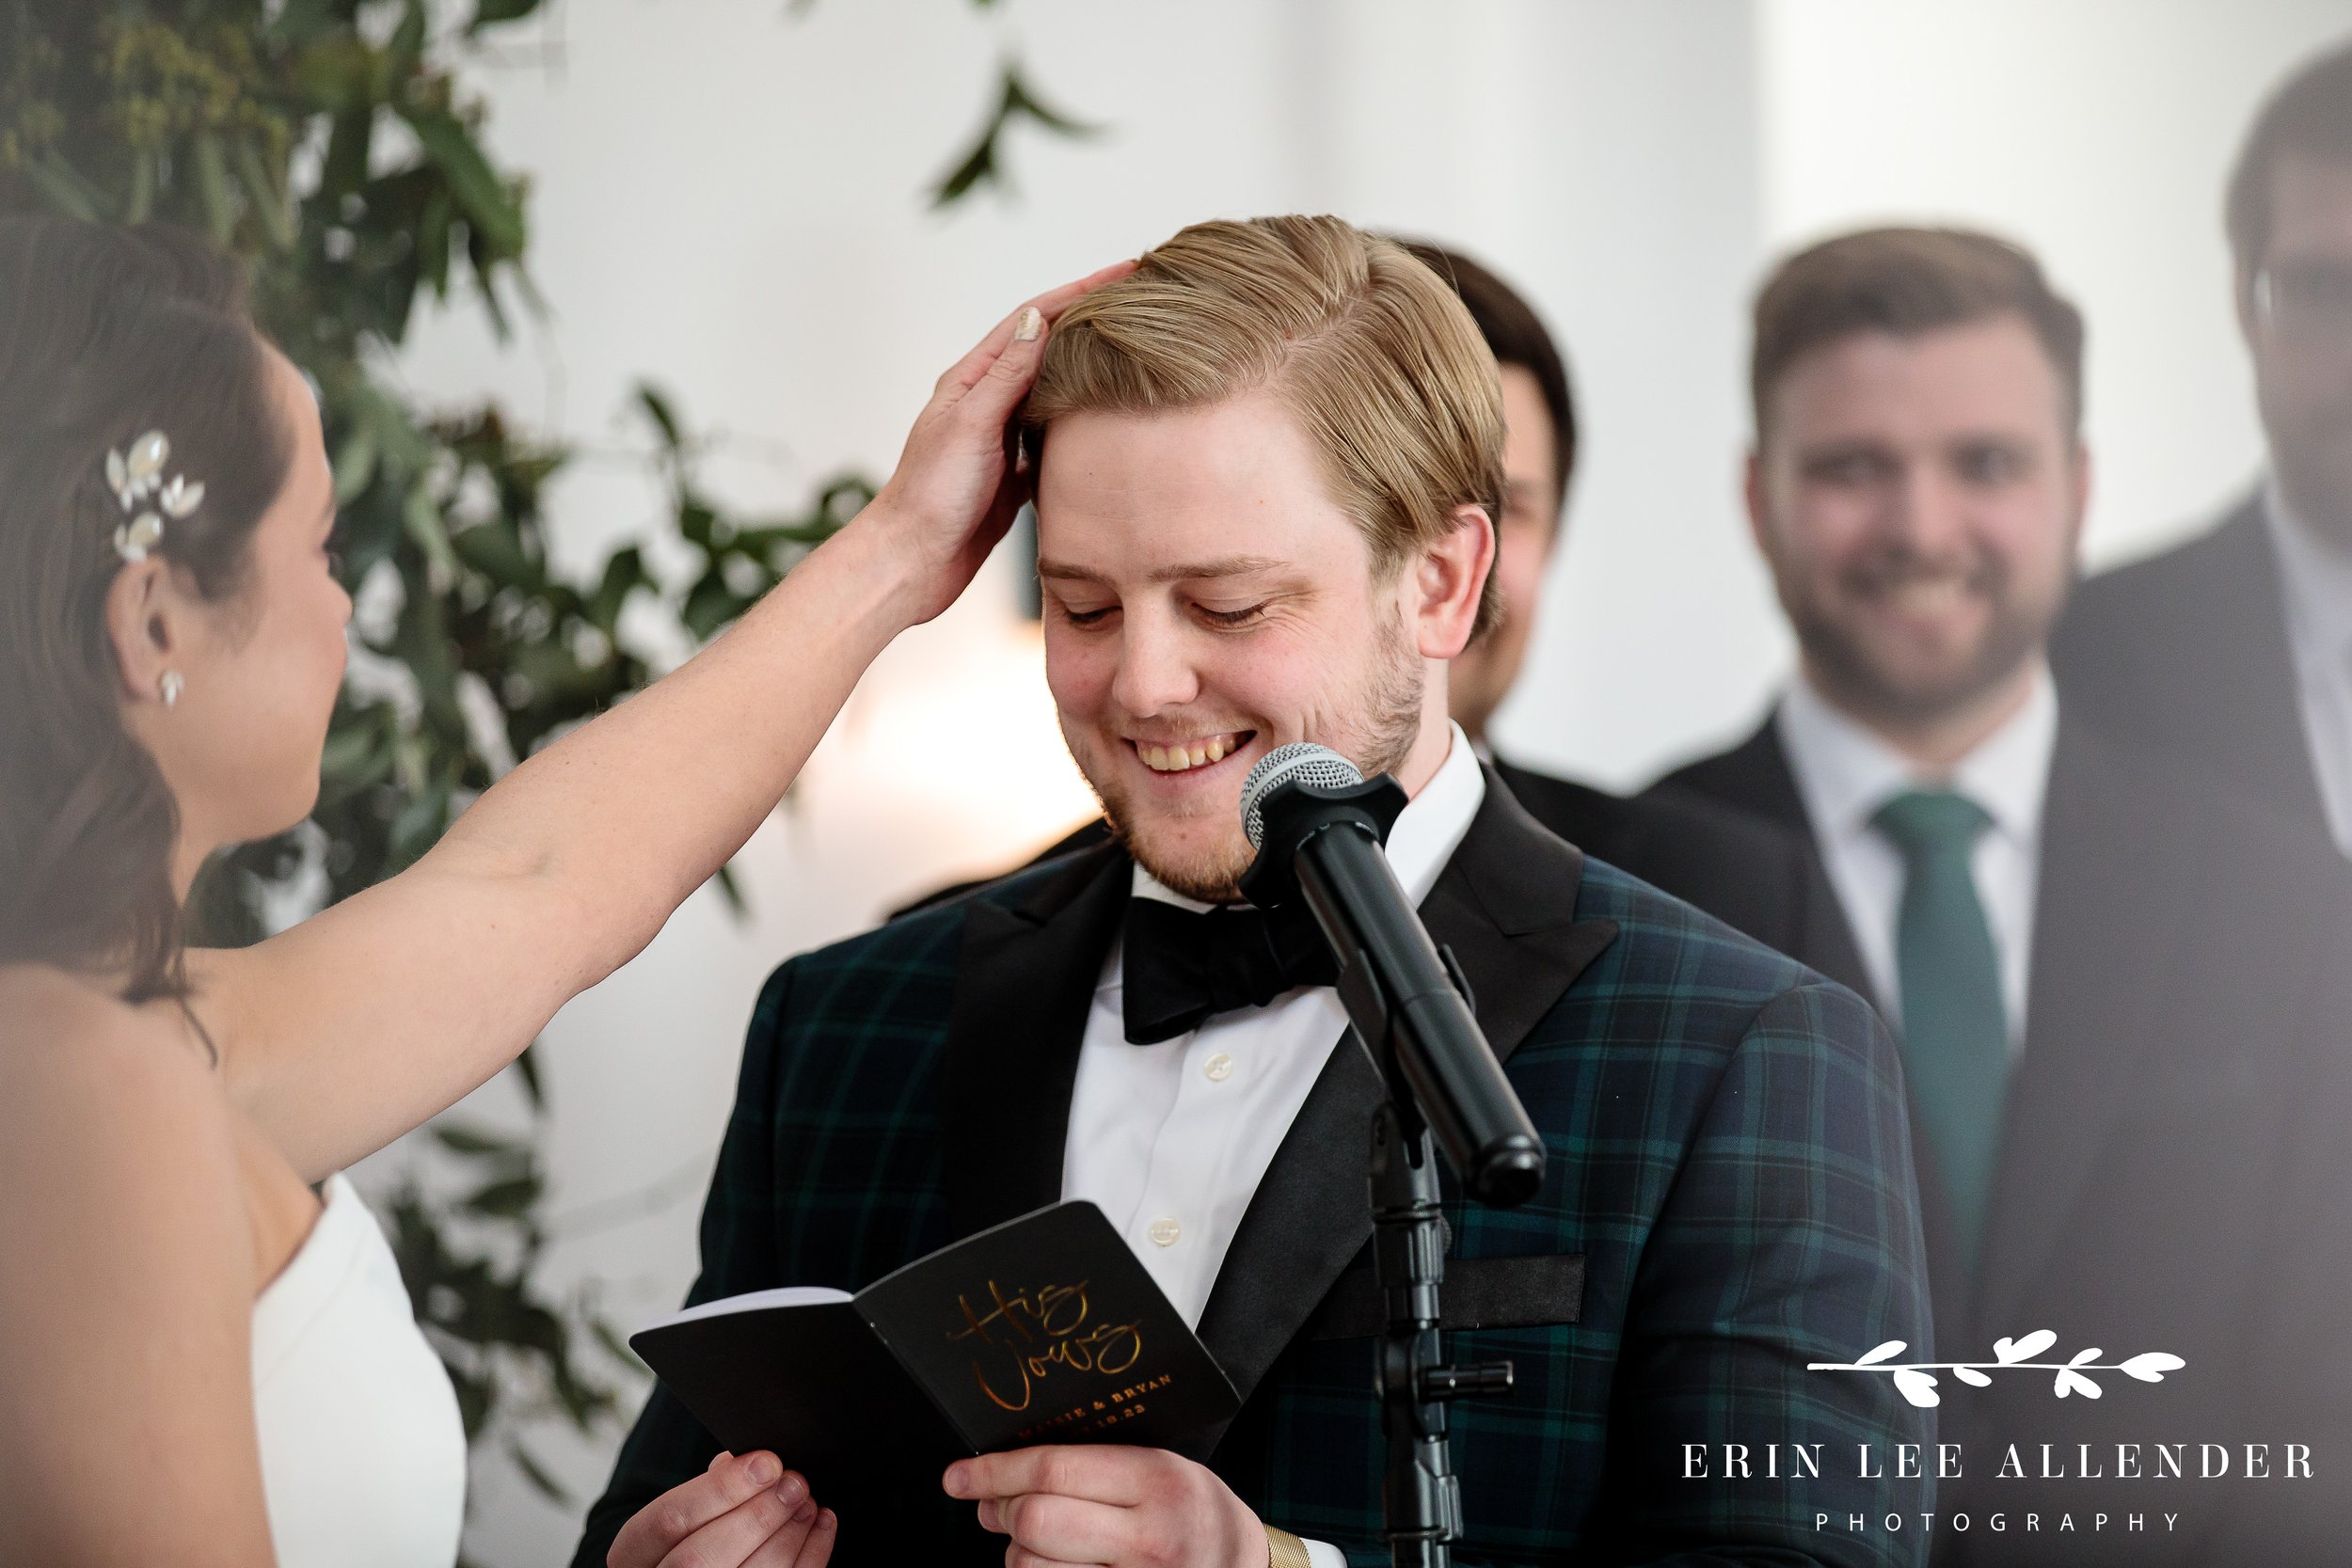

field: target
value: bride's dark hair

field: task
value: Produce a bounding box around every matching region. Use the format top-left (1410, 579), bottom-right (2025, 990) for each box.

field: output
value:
top-left (0, 216), bottom-right (294, 1002)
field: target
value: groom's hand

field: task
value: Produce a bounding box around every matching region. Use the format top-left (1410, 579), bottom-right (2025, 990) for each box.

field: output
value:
top-left (610, 1449), bottom-right (836, 1568)
top-left (944, 1445), bottom-right (1265, 1568)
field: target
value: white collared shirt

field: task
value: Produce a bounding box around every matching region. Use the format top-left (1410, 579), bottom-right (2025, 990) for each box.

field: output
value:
top-left (1775, 673), bottom-right (2057, 1047)
top-left (2261, 482), bottom-right (2352, 858)
top-left (1061, 725), bottom-right (1486, 1325)
top-left (1060, 728), bottom-right (1483, 1568)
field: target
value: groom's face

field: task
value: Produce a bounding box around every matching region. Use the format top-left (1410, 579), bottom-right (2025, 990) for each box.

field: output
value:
top-left (1036, 389), bottom-right (1433, 903)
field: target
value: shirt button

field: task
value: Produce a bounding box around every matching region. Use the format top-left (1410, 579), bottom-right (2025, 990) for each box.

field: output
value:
top-left (1203, 1052), bottom-right (1235, 1083)
top-left (1148, 1217), bottom-right (1182, 1247)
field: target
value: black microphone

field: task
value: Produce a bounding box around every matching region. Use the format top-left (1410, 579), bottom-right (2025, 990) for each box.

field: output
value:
top-left (1237, 744), bottom-right (1546, 1207)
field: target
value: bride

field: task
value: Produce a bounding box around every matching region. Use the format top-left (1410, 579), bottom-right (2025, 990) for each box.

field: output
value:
top-left (0, 214), bottom-right (1121, 1568)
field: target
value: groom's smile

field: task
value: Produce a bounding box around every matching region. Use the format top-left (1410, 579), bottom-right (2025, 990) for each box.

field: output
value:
top-left (1035, 391), bottom-right (1440, 903)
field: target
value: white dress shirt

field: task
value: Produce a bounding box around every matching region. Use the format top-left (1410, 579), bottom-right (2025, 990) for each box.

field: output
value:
top-left (1060, 726), bottom-right (1485, 1568)
top-left (1775, 672), bottom-right (2057, 1047)
top-left (2262, 481), bottom-right (2352, 858)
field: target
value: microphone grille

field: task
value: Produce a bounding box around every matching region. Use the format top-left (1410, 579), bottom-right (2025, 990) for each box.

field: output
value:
top-left (1240, 743), bottom-right (1364, 849)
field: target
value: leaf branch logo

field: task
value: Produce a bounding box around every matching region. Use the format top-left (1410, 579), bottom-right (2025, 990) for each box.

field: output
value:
top-left (1807, 1332), bottom-right (2185, 1408)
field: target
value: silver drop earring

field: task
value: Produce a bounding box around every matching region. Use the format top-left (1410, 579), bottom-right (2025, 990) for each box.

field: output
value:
top-left (159, 671), bottom-right (184, 708)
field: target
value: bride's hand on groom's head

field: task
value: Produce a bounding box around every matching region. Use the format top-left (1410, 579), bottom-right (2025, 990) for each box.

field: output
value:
top-left (859, 258), bottom-right (1138, 628)
top-left (609, 1449), bottom-right (835, 1568)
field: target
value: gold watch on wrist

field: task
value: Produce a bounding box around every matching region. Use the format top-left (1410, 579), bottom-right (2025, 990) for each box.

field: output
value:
top-left (1263, 1523), bottom-right (1314, 1568)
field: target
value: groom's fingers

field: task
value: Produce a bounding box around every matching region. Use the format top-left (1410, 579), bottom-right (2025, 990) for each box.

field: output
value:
top-left (608, 1450), bottom-right (804, 1568)
top-left (651, 1488), bottom-right (810, 1568)
top-left (743, 1504), bottom-right (835, 1567)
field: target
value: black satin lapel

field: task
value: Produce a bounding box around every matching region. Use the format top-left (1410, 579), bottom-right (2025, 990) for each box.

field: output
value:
top-left (1426, 771), bottom-right (1620, 1061)
top-left (1971, 730), bottom-right (2174, 1335)
top-left (1188, 773), bottom-right (1616, 1449)
top-left (940, 846), bottom-right (1132, 1243)
top-left (1180, 1024), bottom-right (1387, 1460)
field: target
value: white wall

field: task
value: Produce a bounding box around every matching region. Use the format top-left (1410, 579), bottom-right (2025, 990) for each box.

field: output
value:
top-left (375, 4), bottom-right (2352, 1560)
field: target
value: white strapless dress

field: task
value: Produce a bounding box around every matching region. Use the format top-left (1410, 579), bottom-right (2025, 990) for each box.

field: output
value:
top-left (251, 1173), bottom-right (469, 1567)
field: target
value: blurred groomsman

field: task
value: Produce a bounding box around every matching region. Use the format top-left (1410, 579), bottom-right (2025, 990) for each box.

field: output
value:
top-left (1397, 242), bottom-right (1838, 965)
top-left (2055, 41), bottom-right (2352, 856)
top-left (906, 245), bottom-right (1844, 971)
top-left (1656, 227), bottom-right (2352, 1564)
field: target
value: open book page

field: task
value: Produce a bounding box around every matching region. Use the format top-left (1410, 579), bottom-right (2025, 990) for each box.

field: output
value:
top-left (639, 1285), bottom-right (852, 1331)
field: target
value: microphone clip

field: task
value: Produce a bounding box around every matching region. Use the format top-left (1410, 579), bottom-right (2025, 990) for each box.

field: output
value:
top-left (1238, 772), bottom-right (1408, 910)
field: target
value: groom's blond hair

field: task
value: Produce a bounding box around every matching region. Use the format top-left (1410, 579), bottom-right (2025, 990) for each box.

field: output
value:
top-left (1024, 214), bottom-right (1506, 638)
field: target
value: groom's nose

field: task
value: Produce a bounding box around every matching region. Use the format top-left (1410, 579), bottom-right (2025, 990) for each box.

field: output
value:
top-left (1109, 610), bottom-right (1204, 718)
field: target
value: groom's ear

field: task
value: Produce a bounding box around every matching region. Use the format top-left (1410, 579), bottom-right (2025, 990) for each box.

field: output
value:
top-left (1410, 503), bottom-right (1495, 661)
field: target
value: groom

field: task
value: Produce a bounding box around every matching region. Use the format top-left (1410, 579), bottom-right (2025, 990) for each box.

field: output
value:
top-left (576, 217), bottom-right (1933, 1567)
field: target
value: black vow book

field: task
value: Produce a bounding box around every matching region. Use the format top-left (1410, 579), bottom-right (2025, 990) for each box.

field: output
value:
top-left (630, 1200), bottom-right (1240, 1538)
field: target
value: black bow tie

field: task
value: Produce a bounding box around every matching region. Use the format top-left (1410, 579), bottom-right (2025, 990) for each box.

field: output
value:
top-left (1120, 897), bottom-right (1340, 1045)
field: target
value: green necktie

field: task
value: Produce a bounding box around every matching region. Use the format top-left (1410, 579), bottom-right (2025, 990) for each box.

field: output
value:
top-left (1871, 788), bottom-right (2009, 1275)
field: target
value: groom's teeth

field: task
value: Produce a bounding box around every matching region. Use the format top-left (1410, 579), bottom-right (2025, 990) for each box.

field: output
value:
top-left (1137, 734), bottom-right (1245, 773)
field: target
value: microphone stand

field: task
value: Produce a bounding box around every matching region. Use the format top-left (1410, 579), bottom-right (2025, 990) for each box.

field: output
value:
top-left (1241, 775), bottom-right (1527, 1568)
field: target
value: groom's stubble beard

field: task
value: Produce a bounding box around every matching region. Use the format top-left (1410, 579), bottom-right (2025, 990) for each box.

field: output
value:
top-left (1078, 604), bottom-right (1427, 904)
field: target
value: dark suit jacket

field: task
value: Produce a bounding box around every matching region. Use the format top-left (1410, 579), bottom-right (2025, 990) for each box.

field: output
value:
top-left (2052, 495), bottom-right (2333, 847)
top-left (896, 757), bottom-right (1851, 983)
top-left (579, 774), bottom-right (1935, 1566)
top-left (1489, 756), bottom-right (1849, 974)
top-left (1656, 716), bottom-right (2352, 1565)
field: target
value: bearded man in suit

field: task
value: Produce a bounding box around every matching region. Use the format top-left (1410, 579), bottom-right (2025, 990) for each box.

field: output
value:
top-left (578, 216), bottom-right (1931, 1568)
top-left (1655, 225), bottom-right (2352, 1565)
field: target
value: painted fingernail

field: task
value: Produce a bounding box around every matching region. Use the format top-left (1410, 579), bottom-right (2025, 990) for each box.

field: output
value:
top-left (746, 1452), bottom-right (780, 1486)
top-left (1013, 307), bottom-right (1042, 342)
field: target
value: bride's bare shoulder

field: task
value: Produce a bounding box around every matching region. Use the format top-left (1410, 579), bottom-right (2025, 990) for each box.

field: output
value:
top-left (0, 965), bottom-right (233, 1164)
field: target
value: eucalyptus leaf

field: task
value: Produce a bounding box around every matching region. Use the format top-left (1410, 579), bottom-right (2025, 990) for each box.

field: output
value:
top-left (193, 135), bottom-right (238, 245)
top-left (235, 136), bottom-right (297, 253)
top-left (389, 0), bottom-right (430, 81)
top-left (470, 0), bottom-right (546, 31)
top-left (635, 383), bottom-right (684, 449)
top-left (26, 150), bottom-right (101, 221)
top-left (288, 38), bottom-right (380, 113)
top-left (434, 1122), bottom-right (529, 1158)
top-left (466, 1174), bottom-right (546, 1218)
top-left (334, 422), bottom-right (380, 505)
top-left (508, 1440), bottom-right (569, 1504)
top-left (320, 107), bottom-right (374, 201)
top-left (403, 107), bottom-right (526, 259)
top-left (514, 1045), bottom-right (546, 1111)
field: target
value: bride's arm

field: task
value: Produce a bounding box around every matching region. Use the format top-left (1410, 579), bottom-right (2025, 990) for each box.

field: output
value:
top-left (0, 973), bottom-right (278, 1564)
top-left (197, 266), bottom-right (1124, 1178)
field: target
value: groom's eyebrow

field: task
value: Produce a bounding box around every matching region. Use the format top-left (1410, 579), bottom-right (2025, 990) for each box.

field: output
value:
top-left (1038, 554), bottom-right (1289, 585)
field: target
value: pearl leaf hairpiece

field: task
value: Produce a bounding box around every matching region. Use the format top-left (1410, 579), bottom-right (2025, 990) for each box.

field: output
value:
top-left (104, 430), bottom-right (205, 562)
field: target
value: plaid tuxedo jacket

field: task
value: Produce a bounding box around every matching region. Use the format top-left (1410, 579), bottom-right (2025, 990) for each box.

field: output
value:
top-left (576, 776), bottom-right (1934, 1566)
